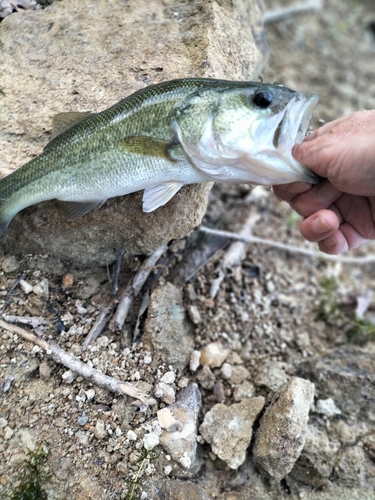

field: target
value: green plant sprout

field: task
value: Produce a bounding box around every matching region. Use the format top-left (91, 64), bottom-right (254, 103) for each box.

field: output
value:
top-left (319, 276), bottom-right (375, 344)
top-left (123, 449), bottom-right (150, 500)
top-left (5, 443), bottom-right (50, 500)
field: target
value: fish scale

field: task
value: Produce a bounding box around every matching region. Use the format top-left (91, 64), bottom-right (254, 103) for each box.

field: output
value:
top-left (0, 78), bottom-right (319, 236)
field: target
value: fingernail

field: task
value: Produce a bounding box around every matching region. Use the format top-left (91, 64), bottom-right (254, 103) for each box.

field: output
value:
top-left (316, 181), bottom-right (340, 203)
top-left (286, 182), bottom-right (312, 195)
top-left (312, 215), bottom-right (331, 234)
top-left (323, 235), bottom-right (337, 248)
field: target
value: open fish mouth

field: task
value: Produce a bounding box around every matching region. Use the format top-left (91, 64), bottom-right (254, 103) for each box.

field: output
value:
top-left (277, 93), bottom-right (319, 149)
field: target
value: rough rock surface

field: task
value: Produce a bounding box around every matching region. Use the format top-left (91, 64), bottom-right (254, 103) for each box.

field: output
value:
top-left (143, 281), bottom-right (194, 372)
top-left (0, 0), bottom-right (266, 267)
top-left (253, 377), bottom-right (315, 480)
top-left (158, 384), bottom-right (202, 475)
top-left (297, 346), bottom-right (375, 420)
top-left (199, 397), bottom-right (265, 469)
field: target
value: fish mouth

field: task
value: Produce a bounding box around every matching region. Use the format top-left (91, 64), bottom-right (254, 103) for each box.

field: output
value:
top-left (276, 93), bottom-right (319, 149)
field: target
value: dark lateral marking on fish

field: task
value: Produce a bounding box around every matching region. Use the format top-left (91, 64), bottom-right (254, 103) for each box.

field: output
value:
top-left (120, 136), bottom-right (178, 161)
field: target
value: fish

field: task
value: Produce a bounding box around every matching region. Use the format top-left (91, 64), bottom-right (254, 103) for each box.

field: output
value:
top-left (0, 78), bottom-right (319, 236)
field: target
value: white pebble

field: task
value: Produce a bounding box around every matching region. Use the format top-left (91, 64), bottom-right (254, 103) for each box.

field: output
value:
top-left (85, 389), bottom-right (95, 401)
top-left (164, 465), bottom-right (172, 475)
top-left (19, 279), bottom-right (33, 294)
top-left (160, 371), bottom-right (175, 384)
top-left (127, 430), bottom-right (137, 441)
top-left (190, 350), bottom-right (201, 372)
top-left (33, 278), bottom-right (49, 299)
top-left (143, 432), bottom-right (159, 450)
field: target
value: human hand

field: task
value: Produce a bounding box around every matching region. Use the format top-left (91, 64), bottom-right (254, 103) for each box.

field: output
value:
top-left (273, 110), bottom-right (375, 254)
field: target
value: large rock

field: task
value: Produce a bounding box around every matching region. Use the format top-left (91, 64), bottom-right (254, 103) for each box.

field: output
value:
top-left (253, 377), bottom-right (315, 480)
top-left (0, 0), bottom-right (266, 266)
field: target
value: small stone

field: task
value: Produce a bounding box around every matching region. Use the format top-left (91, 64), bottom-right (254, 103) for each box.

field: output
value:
top-left (164, 465), bottom-right (172, 475)
top-left (33, 278), bottom-right (49, 299)
top-left (157, 408), bottom-right (183, 433)
top-left (0, 255), bottom-right (19, 272)
top-left (85, 389), bottom-right (95, 402)
top-left (220, 362), bottom-right (233, 380)
top-left (159, 384), bottom-right (202, 473)
top-left (143, 432), bottom-right (160, 450)
top-left (39, 362), bottom-right (51, 379)
top-left (0, 417), bottom-right (8, 428)
top-left (254, 361), bottom-right (290, 392)
top-left (229, 365), bottom-right (250, 385)
top-left (315, 398), bottom-right (342, 417)
top-left (233, 380), bottom-right (256, 402)
top-left (75, 430), bottom-right (89, 445)
top-left (160, 371), bottom-right (176, 384)
top-left (155, 382), bottom-right (175, 405)
top-left (94, 419), bottom-right (107, 439)
top-left (200, 338), bottom-right (230, 368)
top-left (253, 377), bottom-right (315, 480)
top-left (117, 460), bottom-right (128, 475)
top-left (19, 279), bottom-right (33, 294)
top-left (78, 410), bottom-right (89, 426)
top-left (213, 380), bottom-right (226, 403)
top-left (190, 350), bottom-right (201, 372)
top-left (199, 397), bottom-right (265, 469)
top-left (144, 355), bottom-right (152, 364)
top-left (187, 305), bottom-right (202, 325)
top-left (62, 370), bottom-right (78, 384)
top-left (196, 365), bottom-right (216, 389)
top-left (4, 426), bottom-right (14, 440)
top-left (62, 272), bottom-right (76, 288)
top-left (127, 430), bottom-right (137, 441)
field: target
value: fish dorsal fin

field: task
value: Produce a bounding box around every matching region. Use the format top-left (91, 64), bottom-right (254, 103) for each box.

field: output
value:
top-left (142, 181), bottom-right (184, 212)
top-left (51, 112), bottom-right (93, 140)
top-left (120, 136), bottom-right (181, 161)
top-left (56, 200), bottom-right (105, 220)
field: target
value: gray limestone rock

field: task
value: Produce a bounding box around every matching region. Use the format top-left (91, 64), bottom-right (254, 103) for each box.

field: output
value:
top-left (297, 345), bottom-right (375, 421)
top-left (0, 0), bottom-right (266, 267)
top-left (253, 377), bottom-right (315, 480)
top-left (143, 281), bottom-right (194, 371)
top-left (290, 425), bottom-right (340, 487)
top-left (159, 384), bottom-right (202, 476)
top-left (144, 478), bottom-right (210, 500)
top-left (199, 397), bottom-right (265, 469)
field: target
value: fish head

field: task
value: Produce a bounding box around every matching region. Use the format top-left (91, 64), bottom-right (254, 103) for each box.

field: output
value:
top-left (173, 82), bottom-right (319, 185)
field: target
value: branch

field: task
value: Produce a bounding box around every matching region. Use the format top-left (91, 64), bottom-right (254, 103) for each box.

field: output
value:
top-left (110, 244), bottom-right (167, 331)
top-left (0, 319), bottom-right (156, 405)
top-left (199, 226), bottom-right (375, 265)
top-left (263, 0), bottom-right (323, 24)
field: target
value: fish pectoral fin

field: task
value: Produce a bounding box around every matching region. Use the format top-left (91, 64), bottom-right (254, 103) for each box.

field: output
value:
top-left (142, 182), bottom-right (184, 213)
top-left (120, 136), bottom-right (180, 161)
top-left (57, 200), bottom-right (105, 220)
top-left (47, 112), bottom-right (94, 143)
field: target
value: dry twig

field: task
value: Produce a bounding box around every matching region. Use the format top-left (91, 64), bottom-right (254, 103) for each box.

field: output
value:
top-left (0, 319), bottom-right (156, 405)
top-left (199, 226), bottom-right (375, 265)
top-left (263, 0), bottom-right (323, 24)
top-left (210, 208), bottom-right (260, 298)
top-left (81, 306), bottom-right (113, 352)
top-left (110, 244), bottom-right (167, 331)
top-left (2, 314), bottom-right (49, 328)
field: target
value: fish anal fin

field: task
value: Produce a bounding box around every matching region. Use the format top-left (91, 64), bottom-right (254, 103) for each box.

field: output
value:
top-left (120, 136), bottom-right (180, 162)
top-left (57, 200), bottom-right (105, 220)
top-left (49, 112), bottom-right (94, 142)
top-left (142, 182), bottom-right (184, 213)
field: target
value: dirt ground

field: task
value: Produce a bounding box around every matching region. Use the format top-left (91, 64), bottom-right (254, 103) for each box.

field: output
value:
top-left (1, 0), bottom-right (375, 499)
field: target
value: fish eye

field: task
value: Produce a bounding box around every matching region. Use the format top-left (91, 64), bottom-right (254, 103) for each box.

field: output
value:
top-left (253, 90), bottom-right (273, 109)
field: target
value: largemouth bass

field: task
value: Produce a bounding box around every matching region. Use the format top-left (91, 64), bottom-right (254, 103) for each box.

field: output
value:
top-left (0, 78), bottom-right (319, 236)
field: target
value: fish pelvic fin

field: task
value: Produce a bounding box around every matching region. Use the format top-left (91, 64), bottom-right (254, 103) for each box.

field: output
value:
top-left (57, 200), bottom-right (106, 220)
top-left (143, 182), bottom-right (184, 212)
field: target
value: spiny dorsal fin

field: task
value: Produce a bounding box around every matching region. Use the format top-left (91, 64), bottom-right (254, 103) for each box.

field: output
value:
top-left (56, 200), bottom-right (105, 220)
top-left (51, 112), bottom-right (93, 140)
top-left (142, 181), bottom-right (183, 212)
top-left (120, 136), bottom-right (181, 161)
